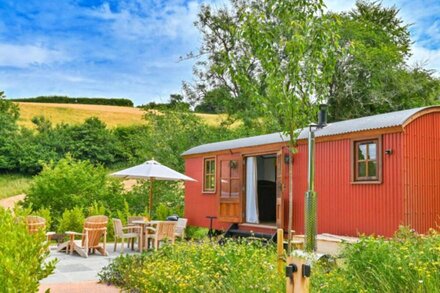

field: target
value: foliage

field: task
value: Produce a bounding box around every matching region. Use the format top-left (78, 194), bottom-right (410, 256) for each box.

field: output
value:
top-left (154, 203), bottom-right (175, 220)
top-left (187, 1), bottom-right (440, 126)
top-left (63, 117), bottom-right (123, 165)
top-left (185, 226), bottom-right (209, 240)
top-left (187, 0), bottom-right (341, 135)
top-left (0, 207), bottom-right (56, 292)
top-left (24, 156), bottom-right (126, 220)
top-left (194, 87), bottom-right (233, 114)
top-left (139, 94), bottom-right (190, 111)
top-left (144, 110), bottom-right (217, 172)
top-left (99, 240), bottom-right (285, 292)
top-left (57, 206), bottom-right (85, 234)
top-left (12, 95), bottom-right (133, 107)
top-left (311, 227), bottom-right (440, 292)
top-left (0, 93), bottom-right (20, 170)
top-left (327, 1), bottom-right (440, 121)
top-left (113, 125), bottom-right (151, 165)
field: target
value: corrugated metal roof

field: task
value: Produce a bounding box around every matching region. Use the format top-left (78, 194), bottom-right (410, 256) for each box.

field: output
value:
top-left (182, 106), bottom-right (439, 156)
top-left (182, 132), bottom-right (289, 156)
top-left (297, 106), bottom-right (436, 139)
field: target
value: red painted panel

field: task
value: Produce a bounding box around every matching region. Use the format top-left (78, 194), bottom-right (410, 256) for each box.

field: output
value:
top-left (292, 133), bottom-right (403, 237)
top-left (403, 112), bottom-right (440, 233)
top-left (184, 157), bottom-right (229, 230)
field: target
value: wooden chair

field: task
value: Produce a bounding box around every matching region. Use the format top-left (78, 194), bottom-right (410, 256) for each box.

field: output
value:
top-left (174, 218), bottom-right (188, 240)
top-left (127, 216), bottom-right (149, 248)
top-left (145, 221), bottom-right (177, 251)
top-left (25, 215), bottom-right (55, 240)
top-left (113, 218), bottom-right (141, 253)
top-left (58, 215), bottom-right (108, 258)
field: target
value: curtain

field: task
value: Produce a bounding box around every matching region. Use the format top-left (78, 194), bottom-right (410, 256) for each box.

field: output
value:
top-left (246, 157), bottom-right (259, 223)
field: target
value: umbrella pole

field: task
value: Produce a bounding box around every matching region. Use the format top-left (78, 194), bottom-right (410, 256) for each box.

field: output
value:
top-left (149, 178), bottom-right (154, 217)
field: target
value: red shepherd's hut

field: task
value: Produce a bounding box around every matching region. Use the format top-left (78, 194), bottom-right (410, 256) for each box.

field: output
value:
top-left (182, 106), bottom-right (440, 237)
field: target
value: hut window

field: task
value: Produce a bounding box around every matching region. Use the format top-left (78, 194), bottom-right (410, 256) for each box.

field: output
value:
top-left (203, 158), bottom-right (216, 192)
top-left (353, 138), bottom-right (381, 182)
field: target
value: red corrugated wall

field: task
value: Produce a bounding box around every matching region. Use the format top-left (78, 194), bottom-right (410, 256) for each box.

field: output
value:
top-left (403, 112), bottom-right (440, 233)
top-left (292, 133), bottom-right (404, 237)
top-left (184, 157), bottom-right (229, 230)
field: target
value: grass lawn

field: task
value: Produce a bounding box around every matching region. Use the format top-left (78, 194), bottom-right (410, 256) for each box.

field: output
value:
top-left (15, 102), bottom-right (228, 128)
top-left (0, 174), bottom-right (32, 199)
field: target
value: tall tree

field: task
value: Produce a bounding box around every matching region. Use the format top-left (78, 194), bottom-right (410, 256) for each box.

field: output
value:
top-left (327, 0), bottom-right (440, 121)
top-left (188, 0), bottom-right (340, 138)
top-left (187, 0), bottom-right (440, 124)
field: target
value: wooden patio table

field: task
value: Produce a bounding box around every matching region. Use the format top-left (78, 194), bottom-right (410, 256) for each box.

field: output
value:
top-left (131, 220), bottom-right (161, 252)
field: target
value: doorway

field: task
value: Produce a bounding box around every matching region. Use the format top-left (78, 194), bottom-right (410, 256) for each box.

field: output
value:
top-left (245, 154), bottom-right (277, 225)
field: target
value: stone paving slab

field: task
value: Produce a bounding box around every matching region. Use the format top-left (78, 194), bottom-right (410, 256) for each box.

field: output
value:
top-left (40, 243), bottom-right (137, 286)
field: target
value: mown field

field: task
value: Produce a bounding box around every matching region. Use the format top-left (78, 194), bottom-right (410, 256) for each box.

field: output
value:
top-left (1, 102), bottom-right (228, 199)
top-left (16, 102), bottom-right (225, 128)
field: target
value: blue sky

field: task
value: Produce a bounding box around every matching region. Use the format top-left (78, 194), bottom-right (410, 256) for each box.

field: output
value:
top-left (0, 0), bottom-right (439, 105)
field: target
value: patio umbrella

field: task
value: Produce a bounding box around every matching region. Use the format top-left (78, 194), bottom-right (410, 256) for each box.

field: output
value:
top-left (111, 159), bottom-right (196, 216)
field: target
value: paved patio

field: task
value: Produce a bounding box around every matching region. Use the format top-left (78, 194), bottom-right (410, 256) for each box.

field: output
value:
top-left (39, 243), bottom-right (138, 292)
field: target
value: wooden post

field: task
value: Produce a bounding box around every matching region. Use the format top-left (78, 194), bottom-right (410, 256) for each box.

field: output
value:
top-left (287, 156), bottom-right (293, 253)
top-left (149, 178), bottom-right (154, 217)
top-left (277, 228), bottom-right (284, 273)
top-left (286, 256), bottom-right (310, 293)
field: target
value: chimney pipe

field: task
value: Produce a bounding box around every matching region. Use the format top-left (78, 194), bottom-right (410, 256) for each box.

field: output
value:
top-left (317, 104), bottom-right (328, 128)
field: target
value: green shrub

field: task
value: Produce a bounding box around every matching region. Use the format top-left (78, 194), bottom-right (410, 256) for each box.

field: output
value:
top-left (155, 203), bottom-right (174, 220)
top-left (185, 226), bottom-right (209, 240)
top-left (311, 227), bottom-right (440, 292)
top-left (99, 240), bottom-right (284, 292)
top-left (34, 207), bottom-right (52, 230)
top-left (0, 207), bottom-right (56, 291)
top-left (57, 207), bottom-right (85, 233)
top-left (24, 156), bottom-right (125, 220)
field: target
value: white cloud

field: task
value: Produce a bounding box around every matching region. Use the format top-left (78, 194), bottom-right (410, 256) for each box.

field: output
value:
top-left (0, 44), bottom-right (68, 68)
top-left (90, 0), bottom-right (202, 42)
top-left (408, 45), bottom-right (440, 76)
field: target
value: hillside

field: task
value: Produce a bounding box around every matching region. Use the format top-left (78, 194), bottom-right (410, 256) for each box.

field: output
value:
top-left (15, 102), bottom-right (225, 128)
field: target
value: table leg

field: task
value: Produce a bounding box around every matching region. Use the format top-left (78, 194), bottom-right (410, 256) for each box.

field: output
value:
top-left (69, 234), bottom-right (74, 255)
top-left (139, 225), bottom-right (144, 253)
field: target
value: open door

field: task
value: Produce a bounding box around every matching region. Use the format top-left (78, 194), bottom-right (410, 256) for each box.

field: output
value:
top-left (276, 149), bottom-right (286, 229)
top-left (218, 154), bottom-right (243, 223)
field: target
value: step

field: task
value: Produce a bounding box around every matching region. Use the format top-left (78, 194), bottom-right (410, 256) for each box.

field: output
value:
top-left (227, 229), bottom-right (275, 240)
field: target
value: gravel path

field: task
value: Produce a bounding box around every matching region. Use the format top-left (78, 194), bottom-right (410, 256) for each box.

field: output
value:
top-left (0, 193), bottom-right (25, 209)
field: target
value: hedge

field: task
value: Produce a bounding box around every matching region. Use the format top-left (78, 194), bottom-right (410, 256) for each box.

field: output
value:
top-left (12, 96), bottom-right (133, 107)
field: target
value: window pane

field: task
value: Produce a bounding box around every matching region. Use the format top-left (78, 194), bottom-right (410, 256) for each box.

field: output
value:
top-left (210, 175), bottom-right (215, 189)
top-left (358, 144), bottom-right (367, 160)
top-left (210, 160), bottom-right (215, 173)
top-left (368, 161), bottom-right (377, 177)
top-left (368, 143), bottom-right (377, 160)
top-left (204, 159), bottom-right (215, 191)
top-left (358, 162), bottom-right (366, 177)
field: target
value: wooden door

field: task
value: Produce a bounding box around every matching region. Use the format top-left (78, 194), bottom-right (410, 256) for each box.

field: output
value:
top-left (276, 150), bottom-right (286, 229)
top-left (218, 154), bottom-right (243, 223)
